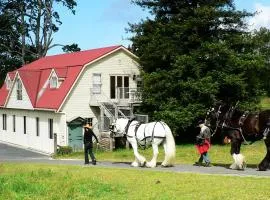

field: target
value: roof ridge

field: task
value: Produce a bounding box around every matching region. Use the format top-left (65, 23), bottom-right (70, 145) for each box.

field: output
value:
top-left (46, 45), bottom-right (122, 57)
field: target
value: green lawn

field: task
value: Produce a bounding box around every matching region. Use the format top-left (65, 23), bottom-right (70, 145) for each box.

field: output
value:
top-left (260, 97), bottom-right (270, 110)
top-left (1, 141), bottom-right (269, 199)
top-left (0, 162), bottom-right (270, 200)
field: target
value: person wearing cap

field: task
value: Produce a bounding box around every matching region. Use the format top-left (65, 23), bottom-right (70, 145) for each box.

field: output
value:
top-left (194, 120), bottom-right (212, 167)
top-left (83, 124), bottom-right (99, 165)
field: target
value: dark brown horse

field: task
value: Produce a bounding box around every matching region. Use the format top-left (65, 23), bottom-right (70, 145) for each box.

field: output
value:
top-left (205, 103), bottom-right (270, 171)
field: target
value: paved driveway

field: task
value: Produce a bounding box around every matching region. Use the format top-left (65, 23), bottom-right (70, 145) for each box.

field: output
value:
top-left (0, 142), bottom-right (50, 160)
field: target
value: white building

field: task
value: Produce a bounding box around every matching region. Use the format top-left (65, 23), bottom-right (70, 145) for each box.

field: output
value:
top-left (0, 45), bottom-right (142, 154)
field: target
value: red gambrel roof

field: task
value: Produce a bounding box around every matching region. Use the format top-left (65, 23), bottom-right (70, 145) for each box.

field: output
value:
top-left (0, 45), bottom-right (122, 110)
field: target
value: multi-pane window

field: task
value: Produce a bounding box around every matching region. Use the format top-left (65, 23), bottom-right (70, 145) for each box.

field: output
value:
top-left (84, 118), bottom-right (93, 126)
top-left (13, 115), bottom-right (16, 132)
top-left (48, 119), bottom-right (53, 139)
top-left (2, 114), bottom-right (7, 130)
top-left (16, 79), bottom-right (22, 100)
top-left (110, 75), bottom-right (129, 99)
top-left (23, 116), bottom-right (27, 134)
top-left (92, 73), bottom-right (101, 94)
top-left (36, 117), bottom-right (40, 136)
top-left (50, 76), bottom-right (57, 88)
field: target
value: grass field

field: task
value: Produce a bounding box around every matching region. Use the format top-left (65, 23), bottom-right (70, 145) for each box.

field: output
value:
top-left (260, 97), bottom-right (270, 110)
top-left (1, 141), bottom-right (269, 199)
top-left (1, 98), bottom-right (270, 199)
top-left (1, 160), bottom-right (270, 200)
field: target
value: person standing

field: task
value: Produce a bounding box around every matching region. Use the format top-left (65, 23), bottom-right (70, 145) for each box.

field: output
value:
top-left (83, 124), bottom-right (99, 165)
top-left (194, 120), bottom-right (212, 167)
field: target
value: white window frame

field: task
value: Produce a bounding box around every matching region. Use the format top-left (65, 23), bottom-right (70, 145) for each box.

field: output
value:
top-left (50, 76), bottom-right (58, 89)
top-left (92, 73), bottom-right (101, 94)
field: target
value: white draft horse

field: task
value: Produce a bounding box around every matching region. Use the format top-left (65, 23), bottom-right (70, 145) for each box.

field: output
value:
top-left (110, 118), bottom-right (176, 168)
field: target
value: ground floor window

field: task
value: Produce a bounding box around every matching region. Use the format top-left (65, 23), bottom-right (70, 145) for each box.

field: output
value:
top-left (23, 116), bottom-right (27, 134)
top-left (36, 117), bottom-right (39, 136)
top-left (48, 119), bottom-right (53, 139)
top-left (13, 115), bottom-right (16, 132)
top-left (2, 114), bottom-right (7, 130)
top-left (84, 118), bottom-right (93, 126)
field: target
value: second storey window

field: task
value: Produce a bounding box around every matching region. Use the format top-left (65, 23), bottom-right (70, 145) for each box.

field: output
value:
top-left (110, 75), bottom-right (129, 99)
top-left (2, 114), bottom-right (7, 130)
top-left (16, 79), bottom-right (22, 100)
top-left (50, 76), bottom-right (58, 89)
top-left (92, 73), bottom-right (101, 94)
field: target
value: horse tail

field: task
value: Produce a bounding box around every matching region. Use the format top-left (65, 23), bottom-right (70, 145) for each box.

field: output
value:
top-left (161, 122), bottom-right (176, 166)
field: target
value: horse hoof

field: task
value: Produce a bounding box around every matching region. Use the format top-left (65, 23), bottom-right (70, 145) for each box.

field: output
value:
top-left (229, 163), bottom-right (236, 169)
top-left (146, 162), bottom-right (156, 168)
top-left (258, 166), bottom-right (267, 171)
top-left (140, 161), bottom-right (146, 167)
top-left (131, 162), bottom-right (139, 167)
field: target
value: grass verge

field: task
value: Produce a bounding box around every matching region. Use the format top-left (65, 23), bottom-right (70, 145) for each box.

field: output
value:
top-left (0, 163), bottom-right (270, 200)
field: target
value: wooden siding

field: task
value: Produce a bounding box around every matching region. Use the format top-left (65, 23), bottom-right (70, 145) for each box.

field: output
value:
top-left (6, 78), bottom-right (33, 110)
top-left (0, 108), bottom-right (66, 154)
top-left (61, 50), bottom-right (140, 135)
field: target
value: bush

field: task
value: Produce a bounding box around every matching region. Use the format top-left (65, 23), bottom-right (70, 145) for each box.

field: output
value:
top-left (57, 146), bottom-right (73, 155)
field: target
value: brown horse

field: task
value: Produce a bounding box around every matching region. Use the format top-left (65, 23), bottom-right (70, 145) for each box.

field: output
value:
top-left (205, 103), bottom-right (270, 171)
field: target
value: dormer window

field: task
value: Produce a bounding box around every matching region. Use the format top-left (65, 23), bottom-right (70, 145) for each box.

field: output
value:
top-left (16, 79), bottom-right (22, 100)
top-left (50, 76), bottom-right (58, 89)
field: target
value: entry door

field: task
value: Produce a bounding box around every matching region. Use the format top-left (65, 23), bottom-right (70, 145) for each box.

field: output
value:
top-left (68, 124), bottom-right (83, 151)
top-left (110, 75), bottom-right (129, 99)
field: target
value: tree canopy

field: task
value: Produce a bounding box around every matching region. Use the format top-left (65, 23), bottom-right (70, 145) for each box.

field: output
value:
top-left (0, 0), bottom-right (78, 85)
top-left (129, 0), bottom-right (270, 134)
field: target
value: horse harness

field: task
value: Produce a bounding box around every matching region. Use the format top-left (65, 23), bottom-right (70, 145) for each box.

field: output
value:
top-left (125, 119), bottom-right (166, 149)
top-left (224, 111), bottom-right (261, 145)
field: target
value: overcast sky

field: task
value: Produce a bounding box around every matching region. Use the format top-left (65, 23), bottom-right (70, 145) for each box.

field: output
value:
top-left (48, 0), bottom-right (270, 55)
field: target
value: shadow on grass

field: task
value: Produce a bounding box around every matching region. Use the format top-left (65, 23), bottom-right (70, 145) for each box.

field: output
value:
top-left (111, 161), bottom-right (260, 170)
top-left (111, 161), bottom-right (165, 166)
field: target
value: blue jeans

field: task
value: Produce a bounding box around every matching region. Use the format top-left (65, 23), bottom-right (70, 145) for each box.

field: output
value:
top-left (198, 152), bottom-right (210, 163)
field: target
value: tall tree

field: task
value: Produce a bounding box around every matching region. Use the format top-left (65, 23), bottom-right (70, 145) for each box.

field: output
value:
top-left (250, 28), bottom-right (270, 95)
top-left (0, 0), bottom-right (78, 85)
top-left (129, 0), bottom-right (269, 134)
top-left (0, 7), bottom-right (21, 85)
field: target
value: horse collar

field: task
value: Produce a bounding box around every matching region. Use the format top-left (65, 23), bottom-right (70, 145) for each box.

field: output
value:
top-left (125, 118), bottom-right (136, 135)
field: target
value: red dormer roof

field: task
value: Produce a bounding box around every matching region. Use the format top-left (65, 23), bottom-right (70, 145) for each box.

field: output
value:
top-left (0, 45), bottom-right (123, 110)
top-left (0, 82), bottom-right (8, 106)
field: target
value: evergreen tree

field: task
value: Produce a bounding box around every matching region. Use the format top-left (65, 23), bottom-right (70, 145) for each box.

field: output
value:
top-left (129, 0), bottom-right (268, 134)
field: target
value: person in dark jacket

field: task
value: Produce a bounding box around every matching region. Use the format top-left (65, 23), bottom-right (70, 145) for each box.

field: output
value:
top-left (194, 120), bottom-right (212, 167)
top-left (83, 124), bottom-right (99, 165)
